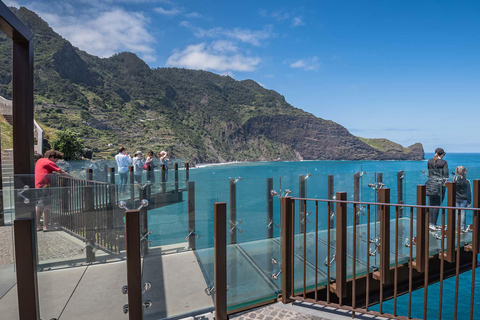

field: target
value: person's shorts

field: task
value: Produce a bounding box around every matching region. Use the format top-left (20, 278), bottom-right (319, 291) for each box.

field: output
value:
top-left (36, 187), bottom-right (51, 208)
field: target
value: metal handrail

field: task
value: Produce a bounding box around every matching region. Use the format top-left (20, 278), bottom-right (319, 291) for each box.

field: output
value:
top-left (290, 196), bottom-right (480, 212)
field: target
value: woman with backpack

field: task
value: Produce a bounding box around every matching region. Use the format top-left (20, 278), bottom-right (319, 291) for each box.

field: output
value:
top-left (425, 148), bottom-right (449, 231)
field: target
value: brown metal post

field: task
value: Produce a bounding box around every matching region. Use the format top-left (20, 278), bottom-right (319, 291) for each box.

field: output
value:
top-left (281, 197), bottom-right (294, 304)
top-left (335, 192), bottom-right (347, 299)
top-left (14, 218), bottom-right (40, 320)
top-left (472, 180), bottom-right (480, 252)
top-left (174, 163), bottom-right (179, 193)
top-left (85, 169), bottom-right (95, 262)
top-left (139, 186), bottom-right (149, 256)
top-left (445, 182), bottom-right (456, 263)
top-left (415, 185), bottom-right (426, 272)
top-left (0, 1), bottom-right (35, 220)
top-left (214, 202), bottom-right (228, 320)
top-left (299, 175), bottom-right (306, 233)
top-left (187, 181), bottom-right (196, 250)
top-left (12, 32), bottom-right (35, 213)
top-left (107, 168), bottom-right (115, 250)
top-left (266, 177), bottom-right (273, 238)
top-left (376, 173), bottom-right (383, 221)
top-left (354, 172), bottom-right (360, 225)
top-left (328, 175), bottom-right (334, 229)
top-left (103, 164), bottom-right (108, 182)
top-left (185, 162), bottom-right (190, 181)
top-left (125, 209), bottom-right (143, 320)
top-left (161, 164), bottom-right (166, 193)
top-left (129, 166), bottom-right (135, 208)
top-left (229, 179), bottom-right (237, 244)
top-left (397, 171), bottom-right (404, 217)
top-left (379, 188), bottom-right (391, 284)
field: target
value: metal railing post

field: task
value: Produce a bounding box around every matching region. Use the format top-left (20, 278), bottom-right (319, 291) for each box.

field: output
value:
top-left (299, 175), bottom-right (306, 233)
top-left (129, 166), bottom-right (135, 208)
top-left (328, 175), bottom-right (334, 229)
top-left (354, 172), bottom-right (360, 225)
top-left (174, 163), bottom-right (179, 193)
top-left (281, 196), bottom-right (294, 304)
top-left (185, 162), bottom-right (190, 181)
top-left (266, 177), bottom-right (273, 238)
top-left (415, 185), bottom-right (426, 272)
top-left (376, 173), bottom-right (383, 221)
top-left (334, 192), bottom-right (347, 300)
top-left (445, 182), bottom-right (456, 263)
top-left (161, 164), bottom-right (166, 194)
top-left (125, 209), bottom-right (143, 320)
top-left (379, 188), bottom-right (391, 284)
top-left (187, 181), bottom-right (196, 250)
top-left (139, 186), bottom-right (149, 256)
top-left (397, 171), bottom-right (404, 217)
top-left (214, 202), bottom-right (228, 320)
top-left (103, 164), bottom-right (108, 183)
top-left (85, 169), bottom-right (96, 262)
top-left (471, 180), bottom-right (480, 252)
top-left (14, 217), bottom-right (40, 320)
top-left (229, 179), bottom-right (237, 244)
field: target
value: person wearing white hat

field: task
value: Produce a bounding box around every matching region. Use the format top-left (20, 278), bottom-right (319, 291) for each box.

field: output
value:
top-left (133, 151), bottom-right (144, 183)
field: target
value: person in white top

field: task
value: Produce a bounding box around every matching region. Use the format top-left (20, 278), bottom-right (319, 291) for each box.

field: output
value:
top-left (115, 147), bottom-right (132, 192)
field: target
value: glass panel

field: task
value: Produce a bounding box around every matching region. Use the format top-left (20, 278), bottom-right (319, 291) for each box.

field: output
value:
top-left (0, 187), bottom-right (18, 320)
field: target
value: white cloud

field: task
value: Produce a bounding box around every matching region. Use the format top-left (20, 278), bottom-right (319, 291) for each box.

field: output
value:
top-left (154, 6), bottom-right (181, 16)
top-left (40, 7), bottom-right (156, 60)
top-left (290, 56), bottom-right (320, 71)
top-left (181, 22), bottom-right (273, 46)
top-left (166, 43), bottom-right (260, 72)
top-left (185, 12), bottom-right (202, 18)
top-left (211, 40), bottom-right (238, 53)
top-left (291, 17), bottom-right (305, 27)
top-left (260, 9), bottom-right (305, 27)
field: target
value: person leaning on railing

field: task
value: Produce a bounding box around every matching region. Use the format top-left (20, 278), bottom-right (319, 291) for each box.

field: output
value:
top-left (35, 150), bottom-right (71, 232)
top-left (425, 147), bottom-right (449, 231)
top-left (453, 166), bottom-right (472, 233)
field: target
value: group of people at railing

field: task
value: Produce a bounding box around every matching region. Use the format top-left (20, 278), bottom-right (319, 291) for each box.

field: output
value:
top-left (115, 146), bottom-right (169, 192)
top-left (426, 147), bottom-right (471, 233)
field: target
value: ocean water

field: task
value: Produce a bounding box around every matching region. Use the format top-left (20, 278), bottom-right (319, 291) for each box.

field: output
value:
top-left (145, 153), bottom-right (480, 319)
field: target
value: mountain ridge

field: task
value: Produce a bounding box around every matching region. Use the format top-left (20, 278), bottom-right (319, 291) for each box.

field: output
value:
top-left (0, 6), bottom-right (424, 163)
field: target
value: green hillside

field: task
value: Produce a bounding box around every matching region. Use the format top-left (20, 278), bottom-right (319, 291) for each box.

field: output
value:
top-left (0, 7), bottom-right (424, 163)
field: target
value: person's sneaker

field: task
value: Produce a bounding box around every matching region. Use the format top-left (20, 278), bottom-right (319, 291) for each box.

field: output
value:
top-left (429, 224), bottom-right (438, 231)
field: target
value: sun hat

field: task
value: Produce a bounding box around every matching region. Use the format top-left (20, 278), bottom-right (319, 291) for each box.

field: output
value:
top-left (135, 151), bottom-right (142, 156)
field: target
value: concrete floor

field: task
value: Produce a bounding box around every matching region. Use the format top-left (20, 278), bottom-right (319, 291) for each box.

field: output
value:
top-left (0, 250), bottom-right (212, 320)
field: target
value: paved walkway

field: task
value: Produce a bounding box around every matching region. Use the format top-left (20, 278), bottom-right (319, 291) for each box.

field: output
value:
top-left (0, 226), bottom-right (87, 267)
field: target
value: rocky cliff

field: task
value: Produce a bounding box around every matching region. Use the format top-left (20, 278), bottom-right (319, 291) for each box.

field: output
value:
top-left (0, 7), bottom-right (424, 163)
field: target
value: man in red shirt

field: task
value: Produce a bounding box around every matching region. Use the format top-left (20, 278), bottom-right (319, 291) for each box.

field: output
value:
top-left (35, 150), bottom-right (69, 231)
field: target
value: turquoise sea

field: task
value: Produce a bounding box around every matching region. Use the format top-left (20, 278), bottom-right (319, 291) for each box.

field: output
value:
top-left (145, 153), bottom-right (480, 319)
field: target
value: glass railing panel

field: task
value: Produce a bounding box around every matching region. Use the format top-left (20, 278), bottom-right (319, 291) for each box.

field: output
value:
top-left (0, 187), bottom-right (18, 320)
top-left (23, 183), bottom-right (128, 320)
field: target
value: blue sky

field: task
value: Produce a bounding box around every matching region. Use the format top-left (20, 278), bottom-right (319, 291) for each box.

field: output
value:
top-left (5, 0), bottom-right (480, 153)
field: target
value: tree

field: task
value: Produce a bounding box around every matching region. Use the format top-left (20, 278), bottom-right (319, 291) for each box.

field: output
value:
top-left (51, 130), bottom-right (83, 160)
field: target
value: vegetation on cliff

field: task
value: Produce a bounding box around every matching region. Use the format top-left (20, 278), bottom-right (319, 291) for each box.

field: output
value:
top-left (0, 7), bottom-right (424, 163)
